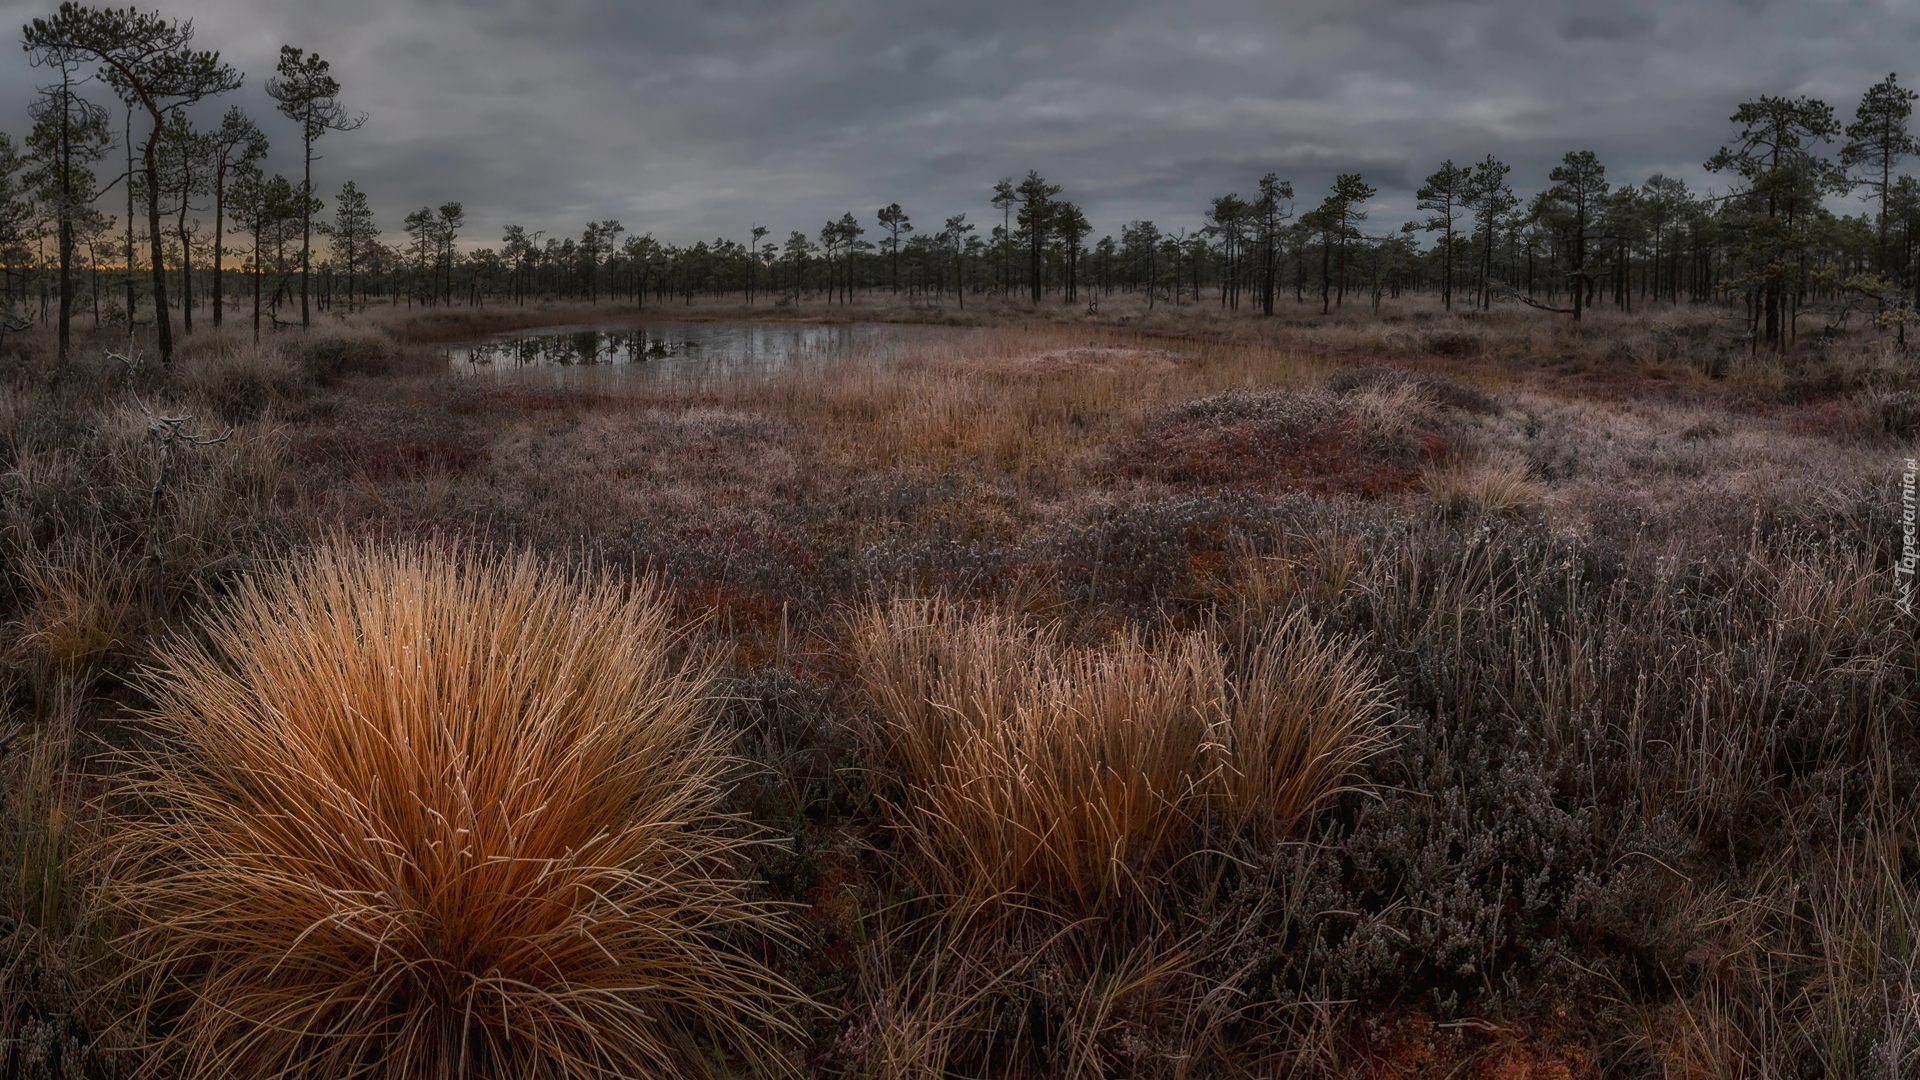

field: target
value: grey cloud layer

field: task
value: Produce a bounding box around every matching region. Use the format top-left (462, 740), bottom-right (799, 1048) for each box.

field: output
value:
top-left (1, 0), bottom-right (1914, 246)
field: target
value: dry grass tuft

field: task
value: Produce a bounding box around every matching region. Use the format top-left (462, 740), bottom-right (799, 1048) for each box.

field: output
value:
top-left (1326, 364), bottom-right (1500, 414)
top-left (852, 600), bottom-right (1389, 913)
top-left (1215, 610), bottom-right (1395, 838)
top-left (854, 603), bottom-right (1218, 910)
top-left (1380, 324), bottom-right (1487, 358)
top-left (285, 325), bottom-right (402, 382)
top-left (176, 341), bottom-right (309, 424)
top-left (1650, 822), bottom-right (1920, 1079)
top-left (0, 687), bottom-right (126, 1079)
top-left (1871, 388), bottom-right (1920, 439)
top-left (7, 536), bottom-right (140, 685)
top-left (994, 346), bottom-right (1186, 374)
top-left (1419, 452), bottom-right (1550, 521)
top-left (110, 542), bottom-right (802, 1080)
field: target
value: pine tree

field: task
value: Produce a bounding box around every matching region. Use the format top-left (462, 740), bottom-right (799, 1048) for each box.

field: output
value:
top-left (1707, 96), bottom-right (1842, 348)
top-left (1465, 155), bottom-right (1517, 309)
top-left (1416, 160), bottom-right (1472, 311)
top-left (266, 45), bottom-right (364, 328)
top-left (320, 181), bottom-right (375, 312)
top-left (1841, 74), bottom-right (1920, 277)
top-left (876, 203), bottom-right (911, 295)
top-left (1015, 171), bottom-right (1062, 304)
top-left (203, 106), bottom-right (265, 328)
top-left (22, 43), bottom-right (110, 363)
top-left (155, 112), bottom-right (211, 334)
top-left (1538, 150), bottom-right (1611, 322)
top-left (1252, 173), bottom-right (1294, 316)
top-left (25, 2), bottom-right (244, 367)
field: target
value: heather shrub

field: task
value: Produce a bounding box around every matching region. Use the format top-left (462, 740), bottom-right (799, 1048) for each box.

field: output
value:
top-left (1327, 364), bottom-right (1499, 414)
top-left (1874, 388), bottom-right (1920, 438)
top-left (286, 325), bottom-right (398, 382)
top-left (1421, 326), bottom-right (1485, 356)
top-left (1223, 510), bottom-right (1920, 1051)
top-left (1044, 493), bottom-right (1294, 609)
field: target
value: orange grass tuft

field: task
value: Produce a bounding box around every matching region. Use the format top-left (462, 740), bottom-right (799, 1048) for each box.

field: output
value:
top-left (109, 543), bottom-right (802, 1080)
top-left (8, 536), bottom-right (140, 681)
top-left (853, 601), bottom-right (1390, 912)
top-left (1216, 610), bottom-right (1396, 838)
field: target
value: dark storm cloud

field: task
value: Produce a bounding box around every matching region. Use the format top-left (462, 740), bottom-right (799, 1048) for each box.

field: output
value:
top-left (1, 0), bottom-right (1915, 247)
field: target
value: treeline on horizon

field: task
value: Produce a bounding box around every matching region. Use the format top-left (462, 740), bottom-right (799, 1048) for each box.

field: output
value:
top-left (5, 1), bottom-right (1920, 368)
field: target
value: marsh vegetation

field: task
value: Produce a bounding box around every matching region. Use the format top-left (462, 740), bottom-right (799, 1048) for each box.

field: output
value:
top-left (2, 290), bottom-right (1916, 1078)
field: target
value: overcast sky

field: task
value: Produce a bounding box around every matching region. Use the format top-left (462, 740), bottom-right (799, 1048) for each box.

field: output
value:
top-left (0, 0), bottom-right (1913, 250)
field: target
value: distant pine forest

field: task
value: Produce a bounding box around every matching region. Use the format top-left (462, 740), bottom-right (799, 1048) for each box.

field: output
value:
top-left (6, 1), bottom-right (1919, 360)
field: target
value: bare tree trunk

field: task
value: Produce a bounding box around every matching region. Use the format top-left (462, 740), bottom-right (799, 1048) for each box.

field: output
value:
top-left (300, 138), bottom-right (312, 328)
top-left (213, 174), bottom-right (225, 327)
top-left (177, 203), bottom-right (193, 335)
top-left (1320, 237), bottom-right (1331, 315)
top-left (125, 106), bottom-right (136, 327)
top-left (144, 127), bottom-right (174, 367)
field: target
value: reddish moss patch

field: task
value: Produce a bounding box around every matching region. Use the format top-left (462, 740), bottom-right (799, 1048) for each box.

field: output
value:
top-left (449, 384), bottom-right (575, 415)
top-left (1114, 415), bottom-right (1445, 496)
top-left (676, 583), bottom-right (784, 667)
top-left (293, 432), bottom-right (489, 480)
top-left (1781, 398), bottom-right (1873, 438)
top-left (655, 523), bottom-right (829, 664)
top-left (1348, 1014), bottom-right (1598, 1080)
top-left (1111, 387), bottom-right (1453, 497)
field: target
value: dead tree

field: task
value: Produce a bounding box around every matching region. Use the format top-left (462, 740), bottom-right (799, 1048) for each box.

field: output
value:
top-left (110, 341), bottom-right (229, 602)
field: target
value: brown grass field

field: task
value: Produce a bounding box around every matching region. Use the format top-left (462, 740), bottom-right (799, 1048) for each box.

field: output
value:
top-left (2, 291), bottom-right (1918, 1078)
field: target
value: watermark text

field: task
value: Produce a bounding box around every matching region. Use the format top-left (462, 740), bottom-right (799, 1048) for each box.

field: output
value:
top-left (1899, 458), bottom-right (1917, 616)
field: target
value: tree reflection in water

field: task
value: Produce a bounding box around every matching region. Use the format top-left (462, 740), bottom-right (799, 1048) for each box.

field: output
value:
top-left (450, 322), bottom-right (897, 381)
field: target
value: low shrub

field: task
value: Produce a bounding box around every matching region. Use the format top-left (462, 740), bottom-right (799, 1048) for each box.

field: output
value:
top-left (1114, 387), bottom-right (1444, 496)
top-left (176, 345), bottom-right (308, 423)
top-left (286, 326), bottom-right (399, 383)
top-left (1874, 388), bottom-right (1920, 438)
top-left (1422, 326), bottom-right (1485, 356)
top-left (1381, 325), bottom-right (1489, 358)
top-left (1327, 365), bottom-right (1499, 414)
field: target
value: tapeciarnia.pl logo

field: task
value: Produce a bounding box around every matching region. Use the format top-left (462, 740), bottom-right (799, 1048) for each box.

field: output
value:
top-left (1901, 458), bottom-right (1918, 617)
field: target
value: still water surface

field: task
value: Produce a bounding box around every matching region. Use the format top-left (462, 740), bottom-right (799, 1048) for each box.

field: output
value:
top-left (448, 321), bottom-right (905, 380)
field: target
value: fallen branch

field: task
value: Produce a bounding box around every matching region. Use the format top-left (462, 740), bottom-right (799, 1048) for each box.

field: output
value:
top-left (1491, 283), bottom-right (1576, 315)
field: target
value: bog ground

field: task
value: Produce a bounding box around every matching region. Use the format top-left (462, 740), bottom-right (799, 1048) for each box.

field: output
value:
top-left (2, 295), bottom-right (1917, 1079)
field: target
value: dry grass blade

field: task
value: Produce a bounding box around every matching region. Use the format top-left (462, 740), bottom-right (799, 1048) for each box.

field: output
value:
top-left (109, 542), bottom-right (804, 1080)
top-left (853, 600), bottom-right (1391, 914)
top-left (8, 536), bottom-right (140, 683)
top-left (852, 601), bottom-right (1216, 910)
top-left (1216, 608), bottom-right (1394, 839)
